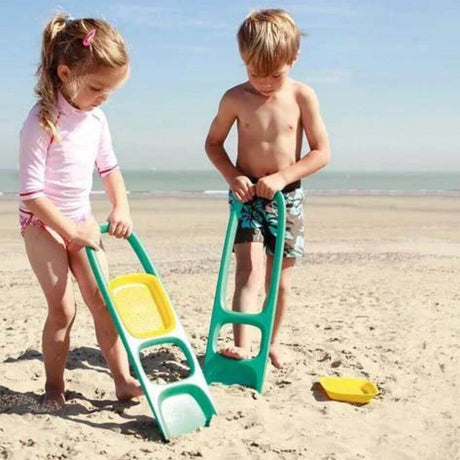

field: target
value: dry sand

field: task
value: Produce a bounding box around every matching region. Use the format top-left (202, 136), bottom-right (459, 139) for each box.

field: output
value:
top-left (1, 195), bottom-right (459, 459)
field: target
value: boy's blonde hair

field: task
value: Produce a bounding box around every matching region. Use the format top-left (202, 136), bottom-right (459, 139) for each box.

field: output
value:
top-left (35, 13), bottom-right (128, 138)
top-left (237, 9), bottom-right (302, 77)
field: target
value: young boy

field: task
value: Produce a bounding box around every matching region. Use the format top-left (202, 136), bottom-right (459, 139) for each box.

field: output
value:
top-left (205, 9), bottom-right (330, 368)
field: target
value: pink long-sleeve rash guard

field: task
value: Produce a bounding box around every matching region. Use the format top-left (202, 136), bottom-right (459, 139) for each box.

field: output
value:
top-left (19, 92), bottom-right (119, 221)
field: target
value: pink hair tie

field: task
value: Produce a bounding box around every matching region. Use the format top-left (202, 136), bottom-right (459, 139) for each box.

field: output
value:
top-left (82, 29), bottom-right (96, 47)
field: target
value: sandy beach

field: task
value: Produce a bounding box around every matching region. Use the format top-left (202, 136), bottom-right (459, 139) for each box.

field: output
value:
top-left (1, 195), bottom-right (459, 459)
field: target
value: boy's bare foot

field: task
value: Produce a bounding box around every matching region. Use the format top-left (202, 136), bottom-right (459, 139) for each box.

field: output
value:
top-left (116, 377), bottom-right (143, 401)
top-left (269, 344), bottom-right (283, 369)
top-left (220, 345), bottom-right (250, 360)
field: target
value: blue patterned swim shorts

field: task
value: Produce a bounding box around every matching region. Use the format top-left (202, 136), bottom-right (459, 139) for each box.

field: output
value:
top-left (229, 183), bottom-right (305, 258)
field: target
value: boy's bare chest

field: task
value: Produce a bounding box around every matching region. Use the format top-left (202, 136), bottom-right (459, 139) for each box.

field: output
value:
top-left (237, 99), bottom-right (301, 139)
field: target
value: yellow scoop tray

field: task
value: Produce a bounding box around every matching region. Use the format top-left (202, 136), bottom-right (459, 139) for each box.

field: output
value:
top-left (319, 377), bottom-right (379, 404)
top-left (108, 273), bottom-right (175, 339)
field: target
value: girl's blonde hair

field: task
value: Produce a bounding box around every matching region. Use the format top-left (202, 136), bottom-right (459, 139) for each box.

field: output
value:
top-left (237, 9), bottom-right (303, 77)
top-left (35, 13), bottom-right (128, 138)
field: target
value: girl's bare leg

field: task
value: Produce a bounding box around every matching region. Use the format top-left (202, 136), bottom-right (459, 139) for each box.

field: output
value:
top-left (24, 226), bottom-right (76, 409)
top-left (68, 242), bottom-right (142, 400)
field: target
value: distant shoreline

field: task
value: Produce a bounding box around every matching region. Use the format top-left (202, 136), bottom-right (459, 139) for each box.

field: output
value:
top-left (2, 189), bottom-right (460, 200)
top-left (3, 169), bottom-right (460, 197)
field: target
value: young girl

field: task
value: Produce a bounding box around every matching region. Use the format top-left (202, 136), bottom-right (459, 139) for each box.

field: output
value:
top-left (19, 13), bottom-right (143, 409)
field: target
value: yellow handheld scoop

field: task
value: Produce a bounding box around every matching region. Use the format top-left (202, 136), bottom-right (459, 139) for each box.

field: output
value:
top-left (319, 377), bottom-right (379, 404)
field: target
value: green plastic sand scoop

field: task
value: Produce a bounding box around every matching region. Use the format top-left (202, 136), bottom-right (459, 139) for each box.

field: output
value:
top-left (86, 224), bottom-right (217, 440)
top-left (203, 192), bottom-right (286, 392)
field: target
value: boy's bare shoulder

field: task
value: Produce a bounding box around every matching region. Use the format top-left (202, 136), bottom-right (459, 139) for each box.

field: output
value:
top-left (291, 79), bottom-right (319, 104)
top-left (222, 82), bottom-right (250, 101)
top-left (219, 83), bottom-right (251, 115)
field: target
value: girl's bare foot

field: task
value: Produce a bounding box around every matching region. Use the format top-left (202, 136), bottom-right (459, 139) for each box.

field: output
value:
top-left (115, 377), bottom-right (143, 401)
top-left (39, 390), bottom-right (66, 412)
top-left (269, 344), bottom-right (283, 369)
top-left (220, 345), bottom-right (251, 360)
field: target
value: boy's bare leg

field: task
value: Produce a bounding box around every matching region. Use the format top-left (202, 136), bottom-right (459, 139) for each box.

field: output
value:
top-left (265, 256), bottom-right (296, 368)
top-left (24, 226), bottom-right (77, 410)
top-left (221, 242), bottom-right (265, 359)
top-left (68, 243), bottom-right (143, 400)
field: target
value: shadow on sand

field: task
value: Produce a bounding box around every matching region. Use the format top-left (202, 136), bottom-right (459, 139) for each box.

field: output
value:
top-left (0, 385), bottom-right (163, 442)
top-left (0, 344), bottom-right (198, 442)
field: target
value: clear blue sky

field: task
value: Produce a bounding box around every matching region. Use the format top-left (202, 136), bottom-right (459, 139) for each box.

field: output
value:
top-left (0, 0), bottom-right (458, 171)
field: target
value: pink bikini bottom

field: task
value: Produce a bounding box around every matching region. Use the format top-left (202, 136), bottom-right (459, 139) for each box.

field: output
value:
top-left (19, 208), bottom-right (89, 246)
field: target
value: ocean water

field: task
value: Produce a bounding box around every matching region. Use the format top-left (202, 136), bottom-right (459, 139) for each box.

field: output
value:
top-left (2, 169), bottom-right (460, 197)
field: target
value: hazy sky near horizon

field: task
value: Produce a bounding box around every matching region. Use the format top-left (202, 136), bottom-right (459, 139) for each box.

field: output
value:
top-left (0, 0), bottom-right (458, 171)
